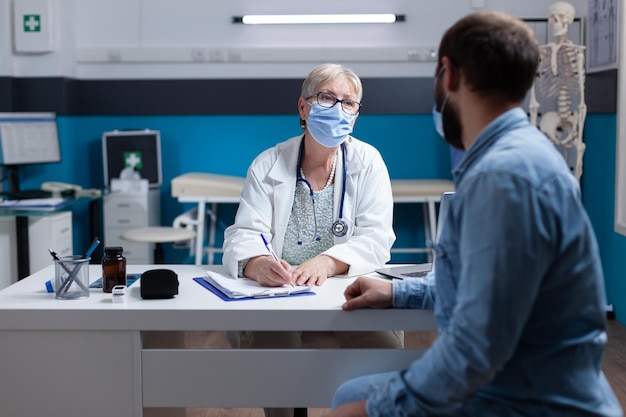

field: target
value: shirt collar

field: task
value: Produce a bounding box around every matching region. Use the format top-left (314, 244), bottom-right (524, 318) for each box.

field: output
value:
top-left (452, 107), bottom-right (529, 182)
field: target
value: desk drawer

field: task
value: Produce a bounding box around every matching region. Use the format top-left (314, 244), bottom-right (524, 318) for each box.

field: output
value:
top-left (104, 211), bottom-right (149, 227)
top-left (105, 199), bottom-right (147, 213)
top-left (142, 348), bottom-right (424, 408)
top-left (104, 194), bottom-right (149, 225)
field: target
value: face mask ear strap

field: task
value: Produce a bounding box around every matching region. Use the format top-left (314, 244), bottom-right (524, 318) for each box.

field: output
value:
top-left (440, 93), bottom-right (450, 114)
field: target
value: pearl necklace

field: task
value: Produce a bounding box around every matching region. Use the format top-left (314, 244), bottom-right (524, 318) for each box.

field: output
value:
top-left (300, 151), bottom-right (338, 190)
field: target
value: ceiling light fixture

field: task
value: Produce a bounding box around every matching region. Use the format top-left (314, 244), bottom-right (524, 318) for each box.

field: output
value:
top-left (232, 14), bottom-right (405, 25)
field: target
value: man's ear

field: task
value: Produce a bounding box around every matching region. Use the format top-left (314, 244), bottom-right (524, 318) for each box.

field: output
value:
top-left (441, 56), bottom-right (461, 93)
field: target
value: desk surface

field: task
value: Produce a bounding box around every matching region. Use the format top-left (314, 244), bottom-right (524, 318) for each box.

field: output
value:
top-left (0, 264), bottom-right (436, 332)
top-left (0, 195), bottom-right (100, 217)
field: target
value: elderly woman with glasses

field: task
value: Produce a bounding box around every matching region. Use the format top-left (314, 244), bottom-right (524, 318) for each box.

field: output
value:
top-left (223, 63), bottom-right (395, 287)
top-left (222, 63), bottom-right (400, 417)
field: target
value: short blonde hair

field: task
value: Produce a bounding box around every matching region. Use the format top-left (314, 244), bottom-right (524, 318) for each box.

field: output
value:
top-left (300, 63), bottom-right (363, 102)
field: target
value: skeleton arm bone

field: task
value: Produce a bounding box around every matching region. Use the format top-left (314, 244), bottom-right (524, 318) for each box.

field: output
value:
top-left (529, 84), bottom-right (540, 126)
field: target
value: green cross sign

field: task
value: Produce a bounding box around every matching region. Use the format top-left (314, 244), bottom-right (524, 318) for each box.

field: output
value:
top-left (23, 15), bottom-right (41, 32)
top-left (124, 152), bottom-right (143, 169)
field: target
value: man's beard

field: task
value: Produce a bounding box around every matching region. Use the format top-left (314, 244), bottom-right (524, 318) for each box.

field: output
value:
top-left (435, 84), bottom-right (464, 150)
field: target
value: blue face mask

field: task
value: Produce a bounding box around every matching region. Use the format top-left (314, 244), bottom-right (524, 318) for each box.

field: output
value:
top-left (432, 104), bottom-right (444, 138)
top-left (306, 102), bottom-right (354, 148)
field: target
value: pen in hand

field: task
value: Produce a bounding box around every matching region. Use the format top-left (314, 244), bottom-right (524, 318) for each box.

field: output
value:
top-left (260, 233), bottom-right (294, 287)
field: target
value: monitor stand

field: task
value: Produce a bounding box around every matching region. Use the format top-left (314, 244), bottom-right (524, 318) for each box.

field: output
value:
top-left (5, 165), bottom-right (33, 280)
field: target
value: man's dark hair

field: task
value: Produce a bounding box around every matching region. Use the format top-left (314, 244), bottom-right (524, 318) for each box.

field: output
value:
top-left (437, 11), bottom-right (540, 103)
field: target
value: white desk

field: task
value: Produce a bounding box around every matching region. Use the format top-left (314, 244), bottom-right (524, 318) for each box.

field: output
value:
top-left (172, 172), bottom-right (454, 265)
top-left (0, 264), bottom-right (436, 417)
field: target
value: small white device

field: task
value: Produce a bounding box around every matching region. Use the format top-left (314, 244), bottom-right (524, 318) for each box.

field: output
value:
top-left (112, 285), bottom-right (126, 303)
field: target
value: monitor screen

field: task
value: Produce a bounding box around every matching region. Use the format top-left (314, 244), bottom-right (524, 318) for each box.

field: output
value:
top-left (0, 112), bottom-right (61, 165)
top-left (102, 130), bottom-right (162, 189)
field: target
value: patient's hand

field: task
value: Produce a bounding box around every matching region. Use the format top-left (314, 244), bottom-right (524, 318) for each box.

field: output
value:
top-left (342, 277), bottom-right (393, 310)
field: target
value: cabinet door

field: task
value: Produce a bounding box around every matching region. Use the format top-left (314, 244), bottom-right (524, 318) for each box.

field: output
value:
top-left (0, 218), bottom-right (17, 289)
top-left (103, 192), bottom-right (153, 263)
top-left (29, 212), bottom-right (74, 273)
top-left (104, 193), bottom-right (149, 228)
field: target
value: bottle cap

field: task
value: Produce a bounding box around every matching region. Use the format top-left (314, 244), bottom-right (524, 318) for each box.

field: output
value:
top-left (104, 246), bottom-right (124, 254)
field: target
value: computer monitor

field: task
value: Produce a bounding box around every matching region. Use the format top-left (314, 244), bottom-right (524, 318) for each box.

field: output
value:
top-left (0, 112), bottom-right (62, 197)
top-left (0, 112), bottom-right (61, 165)
top-left (102, 129), bottom-right (162, 189)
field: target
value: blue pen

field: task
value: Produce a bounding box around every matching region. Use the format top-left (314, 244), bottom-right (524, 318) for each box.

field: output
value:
top-left (260, 233), bottom-right (279, 262)
top-left (83, 237), bottom-right (101, 259)
top-left (260, 233), bottom-right (294, 287)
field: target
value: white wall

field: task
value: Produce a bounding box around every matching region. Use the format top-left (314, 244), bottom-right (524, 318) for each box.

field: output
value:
top-left (4, 0), bottom-right (589, 79)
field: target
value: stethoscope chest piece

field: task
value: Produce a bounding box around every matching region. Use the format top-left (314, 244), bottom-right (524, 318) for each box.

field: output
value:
top-left (332, 219), bottom-right (348, 237)
top-left (296, 138), bottom-right (349, 242)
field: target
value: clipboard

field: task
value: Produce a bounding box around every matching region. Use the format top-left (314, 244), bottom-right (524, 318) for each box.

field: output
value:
top-left (89, 273), bottom-right (141, 289)
top-left (193, 277), bottom-right (315, 301)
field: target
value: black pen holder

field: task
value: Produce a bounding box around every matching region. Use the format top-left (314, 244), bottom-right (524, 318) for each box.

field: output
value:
top-left (140, 269), bottom-right (179, 299)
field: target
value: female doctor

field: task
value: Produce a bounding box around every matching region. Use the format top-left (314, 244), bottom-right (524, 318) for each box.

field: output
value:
top-left (223, 63), bottom-right (395, 287)
top-left (222, 62), bottom-right (399, 417)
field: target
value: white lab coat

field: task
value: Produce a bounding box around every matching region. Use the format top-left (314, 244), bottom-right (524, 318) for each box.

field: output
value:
top-left (223, 135), bottom-right (396, 278)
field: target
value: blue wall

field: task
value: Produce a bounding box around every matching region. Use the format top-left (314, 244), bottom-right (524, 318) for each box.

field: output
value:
top-left (16, 114), bottom-right (450, 262)
top-left (581, 114), bottom-right (626, 323)
top-left (12, 113), bottom-right (625, 322)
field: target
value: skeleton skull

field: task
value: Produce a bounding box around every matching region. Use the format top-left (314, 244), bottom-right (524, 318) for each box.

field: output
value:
top-left (549, 2), bottom-right (575, 38)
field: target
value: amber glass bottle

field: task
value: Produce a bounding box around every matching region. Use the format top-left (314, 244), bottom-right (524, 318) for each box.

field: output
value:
top-left (102, 246), bottom-right (126, 293)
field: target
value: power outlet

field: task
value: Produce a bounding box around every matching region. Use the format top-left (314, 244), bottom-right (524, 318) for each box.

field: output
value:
top-left (107, 49), bottom-right (122, 62)
top-left (407, 48), bottom-right (438, 62)
top-left (191, 48), bottom-right (208, 62)
top-left (209, 49), bottom-right (225, 62)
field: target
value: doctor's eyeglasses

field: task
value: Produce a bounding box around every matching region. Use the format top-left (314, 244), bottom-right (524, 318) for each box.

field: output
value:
top-left (308, 92), bottom-right (362, 116)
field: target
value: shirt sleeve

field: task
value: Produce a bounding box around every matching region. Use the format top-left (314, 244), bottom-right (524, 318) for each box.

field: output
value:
top-left (392, 272), bottom-right (436, 309)
top-left (366, 172), bottom-right (557, 417)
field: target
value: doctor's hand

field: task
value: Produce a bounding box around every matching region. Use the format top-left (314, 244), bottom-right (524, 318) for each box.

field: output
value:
top-left (245, 255), bottom-right (293, 287)
top-left (292, 255), bottom-right (346, 287)
top-left (325, 400), bottom-right (368, 417)
top-left (342, 277), bottom-right (393, 311)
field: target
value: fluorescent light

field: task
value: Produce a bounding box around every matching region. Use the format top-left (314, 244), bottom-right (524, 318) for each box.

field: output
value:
top-left (233, 14), bottom-right (405, 25)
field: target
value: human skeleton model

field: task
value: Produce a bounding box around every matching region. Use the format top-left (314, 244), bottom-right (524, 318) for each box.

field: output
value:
top-left (529, 1), bottom-right (587, 180)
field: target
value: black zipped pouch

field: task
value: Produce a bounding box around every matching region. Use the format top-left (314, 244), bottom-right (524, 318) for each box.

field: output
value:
top-left (140, 269), bottom-right (179, 299)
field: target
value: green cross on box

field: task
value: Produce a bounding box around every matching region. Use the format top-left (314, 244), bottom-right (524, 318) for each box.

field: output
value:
top-left (124, 152), bottom-right (143, 169)
top-left (23, 15), bottom-right (41, 32)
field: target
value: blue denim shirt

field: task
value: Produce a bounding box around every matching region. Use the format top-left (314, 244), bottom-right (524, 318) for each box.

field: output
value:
top-left (373, 108), bottom-right (622, 417)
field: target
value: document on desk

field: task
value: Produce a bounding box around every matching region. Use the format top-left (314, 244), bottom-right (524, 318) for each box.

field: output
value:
top-left (0, 197), bottom-right (67, 210)
top-left (200, 271), bottom-right (314, 300)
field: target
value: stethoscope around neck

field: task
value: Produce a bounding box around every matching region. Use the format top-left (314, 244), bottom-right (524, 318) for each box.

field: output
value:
top-left (296, 138), bottom-right (348, 245)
